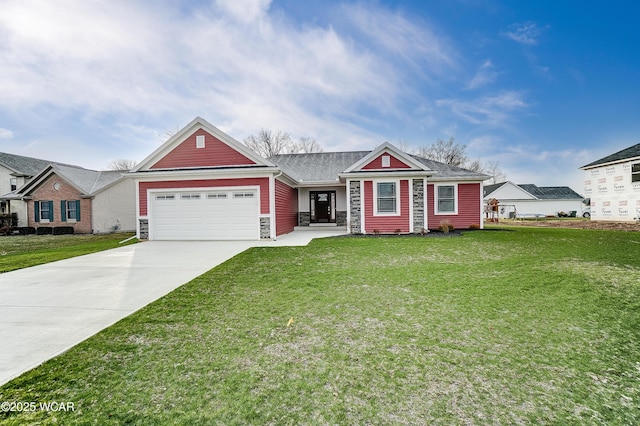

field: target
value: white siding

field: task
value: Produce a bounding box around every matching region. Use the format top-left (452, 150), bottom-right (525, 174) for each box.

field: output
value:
top-left (92, 178), bottom-right (137, 233)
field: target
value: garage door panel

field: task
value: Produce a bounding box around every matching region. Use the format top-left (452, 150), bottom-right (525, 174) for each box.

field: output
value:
top-left (150, 190), bottom-right (260, 240)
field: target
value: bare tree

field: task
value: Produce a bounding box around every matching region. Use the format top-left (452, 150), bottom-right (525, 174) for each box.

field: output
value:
top-left (244, 130), bottom-right (323, 157)
top-left (108, 159), bottom-right (137, 170)
top-left (463, 158), bottom-right (506, 184)
top-left (417, 137), bottom-right (468, 167)
top-left (292, 137), bottom-right (323, 153)
top-left (244, 129), bottom-right (293, 158)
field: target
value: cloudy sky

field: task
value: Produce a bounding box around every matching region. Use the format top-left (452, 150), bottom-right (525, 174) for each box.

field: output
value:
top-left (1, 0), bottom-right (639, 193)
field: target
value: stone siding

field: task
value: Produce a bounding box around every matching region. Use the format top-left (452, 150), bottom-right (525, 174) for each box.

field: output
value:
top-left (412, 179), bottom-right (425, 233)
top-left (298, 211), bottom-right (310, 226)
top-left (260, 217), bottom-right (271, 239)
top-left (139, 219), bottom-right (149, 239)
top-left (349, 181), bottom-right (362, 233)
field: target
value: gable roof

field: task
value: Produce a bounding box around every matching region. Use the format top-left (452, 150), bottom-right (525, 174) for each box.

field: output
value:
top-left (0, 152), bottom-right (78, 177)
top-left (132, 117), bottom-right (274, 172)
top-left (18, 164), bottom-right (126, 197)
top-left (269, 150), bottom-right (489, 184)
top-left (581, 142), bottom-right (640, 169)
top-left (343, 142), bottom-right (431, 173)
top-left (484, 182), bottom-right (583, 200)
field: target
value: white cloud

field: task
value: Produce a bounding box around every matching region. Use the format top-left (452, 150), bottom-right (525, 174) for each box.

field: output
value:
top-left (503, 21), bottom-right (547, 46)
top-left (466, 60), bottom-right (498, 90)
top-left (436, 91), bottom-right (529, 127)
top-left (0, 0), bottom-right (459, 152)
top-left (0, 128), bottom-right (14, 139)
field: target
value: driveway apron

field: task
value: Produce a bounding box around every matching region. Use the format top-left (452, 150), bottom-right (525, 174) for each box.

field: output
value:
top-left (0, 231), bottom-right (345, 386)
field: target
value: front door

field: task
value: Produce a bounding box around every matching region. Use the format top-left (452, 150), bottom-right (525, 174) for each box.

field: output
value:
top-left (310, 191), bottom-right (336, 223)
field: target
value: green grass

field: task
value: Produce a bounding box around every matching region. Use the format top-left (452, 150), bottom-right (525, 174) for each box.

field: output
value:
top-left (1, 227), bottom-right (639, 424)
top-left (0, 233), bottom-right (137, 273)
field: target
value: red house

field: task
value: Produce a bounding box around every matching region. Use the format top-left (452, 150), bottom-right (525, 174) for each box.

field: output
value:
top-left (131, 117), bottom-right (489, 240)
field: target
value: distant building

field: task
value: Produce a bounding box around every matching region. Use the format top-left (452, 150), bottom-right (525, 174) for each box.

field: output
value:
top-left (580, 143), bottom-right (640, 222)
top-left (483, 181), bottom-right (585, 218)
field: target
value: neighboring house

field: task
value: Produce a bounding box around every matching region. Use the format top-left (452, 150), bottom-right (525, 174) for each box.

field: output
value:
top-left (580, 142), bottom-right (640, 222)
top-left (15, 164), bottom-right (136, 234)
top-left (0, 152), bottom-right (80, 227)
top-left (130, 117), bottom-right (489, 240)
top-left (483, 181), bottom-right (585, 218)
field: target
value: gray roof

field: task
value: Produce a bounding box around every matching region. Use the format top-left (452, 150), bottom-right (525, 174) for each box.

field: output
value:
top-left (53, 165), bottom-right (125, 194)
top-left (0, 151), bottom-right (78, 176)
top-left (582, 142), bottom-right (640, 168)
top-left (485, 182), bottom-right (583, 200)
top-left (269, 151), bottom-right (488, 182)
top-left (14, 164), bottom-right (126, 197)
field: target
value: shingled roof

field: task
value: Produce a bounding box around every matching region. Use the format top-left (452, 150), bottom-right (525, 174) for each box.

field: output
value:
top-left (16, 164), bottom-right (126, 196)
top-left (268, 151), bottom-right (488, 183)
top-left (0, 152), bottom-right (79, 176)
top-left (484, 182), bottom-right (583, 200)
top-left (581, 142), bottom-right (640, 169)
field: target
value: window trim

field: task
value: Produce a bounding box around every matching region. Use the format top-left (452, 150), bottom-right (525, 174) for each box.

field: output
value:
top-left (66, 200), bottom-right (78, 222)
top-left (10, 178), bottom-right (17, 191)
top-left (373, 180), bottom-right (401, 216)
top-left (434, 183), bottom-right (458, 215)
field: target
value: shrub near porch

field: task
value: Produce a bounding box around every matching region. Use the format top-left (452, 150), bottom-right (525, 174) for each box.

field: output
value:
top-left (0, 227), bottom-right (639, 424)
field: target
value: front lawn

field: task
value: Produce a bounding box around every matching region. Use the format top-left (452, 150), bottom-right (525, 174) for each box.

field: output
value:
top-left (1, 227), bottom-right (639, 424)
top-left (0, 233), bottom-right (137, 273)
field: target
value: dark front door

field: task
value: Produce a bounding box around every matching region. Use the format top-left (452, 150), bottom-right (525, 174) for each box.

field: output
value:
top-left (310, 191), bottom-right (336, 223)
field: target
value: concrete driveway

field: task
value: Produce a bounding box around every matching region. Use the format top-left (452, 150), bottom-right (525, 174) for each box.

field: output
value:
top-left (0, 230), bottom-right (346, 386)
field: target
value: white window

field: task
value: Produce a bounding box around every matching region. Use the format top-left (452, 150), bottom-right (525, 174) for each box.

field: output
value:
top-left (381, 155), bottom-right (391, 168)
top-left (155, 194), bottom-right (175, 200)
top-left (40, 201), bottom-right (51, 221)
top-left (376, 182), bottom-right (398, 214)
top-left (632, 163), bottom-right (640, 182)
top-left (10, 178), bottom-right (17, 191)
top-left (436, 184), bottom-right (457, 214)
top-left (181, 194), bottom-right (201, 200)
top-left (66, 201), bottom-right (78, 221)
top-left (196, 135), bottom-right (205, 149)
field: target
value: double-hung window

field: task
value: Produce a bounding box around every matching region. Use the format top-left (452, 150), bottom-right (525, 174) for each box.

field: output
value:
top-left (40, 201), bottom-right (51, 221)
top-left (436, 184), bottom-right (456, 214)
top-left (60, 200), bottom-right (81, 222)
top-left (376, 182), bottom-right (398, 214)
top-left (10, 178), bottom-right (17, 191)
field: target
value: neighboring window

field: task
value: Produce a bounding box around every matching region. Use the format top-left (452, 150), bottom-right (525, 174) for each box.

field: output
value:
top-left (233, 192), bottom-right (255, 199)
top-left (38, 201), bottom-right (53, 222)
top-left (155, 194), bottom-right (175, 200)
top-left (381, 155), bottom-right (391, 168)
top-left (632, 163), bottom-right (640, 182)
top-left (196, 135), bottom-right (205, 149)
top-left (436, 185), bottom-right (456, 213)
top-left (10, 178), bottom-right (17, 191)
top-left (60, 200), bottom-right (81, 222)
top-left (181, 193), bottom-right (201, 200)
top-left (207, 192), bottom-right (227, 199)
top-left (376, 182), bottom-right (397, 214)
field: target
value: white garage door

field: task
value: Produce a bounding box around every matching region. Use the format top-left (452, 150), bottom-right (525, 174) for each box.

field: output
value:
top-left (150, 189), bottom-right (260, 240)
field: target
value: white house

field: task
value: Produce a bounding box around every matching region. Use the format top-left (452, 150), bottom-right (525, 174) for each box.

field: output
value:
top-left (483, 181), bottom-right (585, 219)
top-left (580, 143), bottom-right (640, 222)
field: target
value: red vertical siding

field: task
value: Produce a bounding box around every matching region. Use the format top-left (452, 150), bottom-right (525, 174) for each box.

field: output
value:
top-left (427, 182), bottom-right (481, 230)
top-left (275, 179), bottom-right (298, 236)
top-left (363, 179), bottom-right (410, 233)
top-left (151, 129), bottom-right (256, 169)
top-left (138, 178), bottom-right (270, 215)
top-left (362, 153), bottom-right (412, 170)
